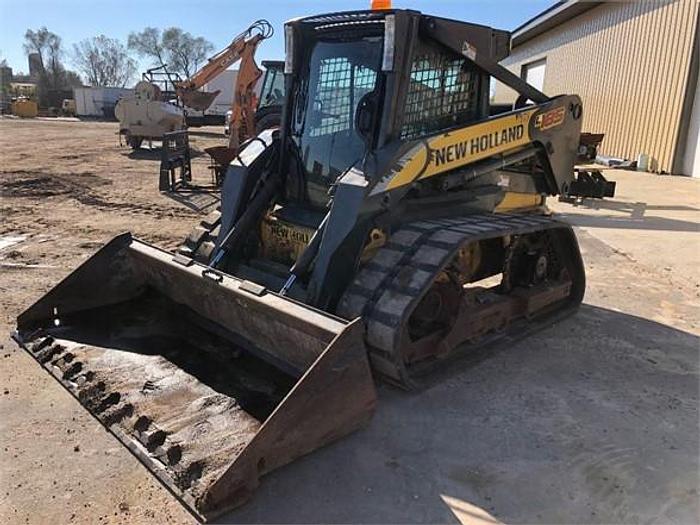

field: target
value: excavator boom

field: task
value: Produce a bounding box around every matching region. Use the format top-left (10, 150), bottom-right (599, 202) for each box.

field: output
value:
top-left (174, 19), bottom-right (273, 162)
top-left (175, 20), bottom-right (271, 115)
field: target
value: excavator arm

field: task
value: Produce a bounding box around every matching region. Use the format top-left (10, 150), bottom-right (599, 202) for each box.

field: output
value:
top-left (175, 20), bottom-right (273, 150)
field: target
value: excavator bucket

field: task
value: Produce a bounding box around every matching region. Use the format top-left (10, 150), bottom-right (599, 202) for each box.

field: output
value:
top-left (178, 88), bottom-right (221, 112)
top-left (13, 234), bottom-right (376, 522)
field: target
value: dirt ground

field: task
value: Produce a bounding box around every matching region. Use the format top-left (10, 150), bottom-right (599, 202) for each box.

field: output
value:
top-left (1, 118), bottom-right (698, 524)
top-left (0, 118), bottom-right (220, 524)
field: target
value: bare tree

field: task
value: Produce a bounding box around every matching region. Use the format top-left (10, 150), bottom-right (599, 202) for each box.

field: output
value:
top-left (24, 27), bottom-right (83, 107)
top-left (63, 70), bottom-right (84, 88)
top-left (127, 28), bottom-right (165, 69)
top-left (24, 27), bottom-right (62, 83)
top-left (73, 35), bottom-right (136, 87)
top-left (128, 27), bottom-right (213, 78)
top-left (161, 28), bottom-right (212, 78)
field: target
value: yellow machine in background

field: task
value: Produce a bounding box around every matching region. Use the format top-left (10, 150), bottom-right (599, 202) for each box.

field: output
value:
top-left (11, 98), bottom-right (38, 118)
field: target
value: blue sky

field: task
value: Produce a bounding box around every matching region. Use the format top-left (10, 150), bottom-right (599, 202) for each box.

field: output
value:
top-left (0, 0), bottom-right (553, 77)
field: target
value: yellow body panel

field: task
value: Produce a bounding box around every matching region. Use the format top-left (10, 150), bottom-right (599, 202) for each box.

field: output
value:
top-left (495, 192), bottom-right (545, 212)
top-left (386, 109), bottom-right (537, 191)
top-left (260, 214), bottom-right (314, 264)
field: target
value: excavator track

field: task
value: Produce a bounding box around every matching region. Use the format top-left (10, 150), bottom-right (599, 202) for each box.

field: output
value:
top-left (337, 213), bottom-right (585, 388)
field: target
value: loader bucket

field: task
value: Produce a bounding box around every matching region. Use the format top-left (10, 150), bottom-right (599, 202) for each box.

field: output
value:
top-left (13, 233), bottom-right (376, 522)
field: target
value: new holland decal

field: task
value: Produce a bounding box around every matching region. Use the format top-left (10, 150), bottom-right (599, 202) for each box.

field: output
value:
top-left (432, 124), bottom-right (525, 167)
top-left (385, 109), bottom-right (536, 191)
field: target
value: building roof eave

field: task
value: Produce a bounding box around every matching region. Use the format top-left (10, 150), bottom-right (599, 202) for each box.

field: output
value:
top-left (512, 0), bottom-right (603, 48)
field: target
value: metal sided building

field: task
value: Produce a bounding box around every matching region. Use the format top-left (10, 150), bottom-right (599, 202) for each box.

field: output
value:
top-left (493, 0), bottom-right (700, 176)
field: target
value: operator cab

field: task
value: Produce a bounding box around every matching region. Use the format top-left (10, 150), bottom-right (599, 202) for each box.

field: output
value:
top-left (250, 10), bottom-right (496, 274)
top-left (287, 30), bottom-right (383, 209)
top-left (258, 60), bottom-right (286, 110)
top-left (232, 10), bottom-right (511, 289)
top-left (280, 10), bottom-right (491, 211)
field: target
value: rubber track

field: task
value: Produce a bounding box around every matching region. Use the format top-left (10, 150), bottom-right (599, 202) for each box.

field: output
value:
top-left (177, 208), bottom-right (221, 263)
top-left (337, 213), bottom-right (571, 387)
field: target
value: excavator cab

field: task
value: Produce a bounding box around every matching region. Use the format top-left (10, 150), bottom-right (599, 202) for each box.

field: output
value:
top-left (257, 60), bottom-right (285, 111)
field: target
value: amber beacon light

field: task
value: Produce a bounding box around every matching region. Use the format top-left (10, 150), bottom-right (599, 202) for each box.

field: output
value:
top-left (371, 0), bottom-right (392, 10)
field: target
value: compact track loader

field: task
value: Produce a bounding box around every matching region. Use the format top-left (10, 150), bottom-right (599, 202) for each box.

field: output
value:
top-left (15, 9), bottom-right (586, 521)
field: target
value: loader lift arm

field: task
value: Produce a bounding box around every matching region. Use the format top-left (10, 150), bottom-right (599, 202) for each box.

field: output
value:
top-left (175, 19), bottom-right (273, 151)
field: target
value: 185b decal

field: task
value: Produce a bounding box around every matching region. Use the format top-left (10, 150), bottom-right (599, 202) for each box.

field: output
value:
top-left (535, 106), bottom-right (566, 131)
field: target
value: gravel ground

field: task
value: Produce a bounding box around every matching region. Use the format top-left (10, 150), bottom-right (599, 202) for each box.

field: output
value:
top-left (0, 118), bottom-right (698, 524)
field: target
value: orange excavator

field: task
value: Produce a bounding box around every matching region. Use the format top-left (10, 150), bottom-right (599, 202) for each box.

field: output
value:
top-left (176, 19), bottom-right (274, 167)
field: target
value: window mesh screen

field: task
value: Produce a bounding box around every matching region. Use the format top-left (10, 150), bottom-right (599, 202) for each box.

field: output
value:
top-left (401, 51), bottom-right (480, 140)
top-left (310, 57), bottom-right (377, 137)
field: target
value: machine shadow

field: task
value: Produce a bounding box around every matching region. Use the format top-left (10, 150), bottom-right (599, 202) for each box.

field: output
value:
top-left (556, 209), bottom-right (699, 233)
top-left (124, 147), bottom-right (207, 160)
top-left (220, 304), bottom-right (699, 524)
top-left (125, 148), bottom-right (162, 160)
top-left (163, 188), bottom-right (220, 213)
top-left (567, 198), bottom-right (699, 215)
top-left (188, 130), bottom-right (226, 139)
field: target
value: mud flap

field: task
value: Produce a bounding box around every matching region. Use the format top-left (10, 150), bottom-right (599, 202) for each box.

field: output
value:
top-left (13, 233), bottom-right (376, 522)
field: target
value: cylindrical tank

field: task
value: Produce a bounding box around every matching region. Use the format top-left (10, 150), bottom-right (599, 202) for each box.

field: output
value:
top-left (114, 81), bottom-right (185, 141)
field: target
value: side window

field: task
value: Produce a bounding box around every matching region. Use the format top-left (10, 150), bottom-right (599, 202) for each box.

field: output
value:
top-left (401, 45), bottom-right (481, 140)
top-left (309, 57), bottom-right (377, 137)
top-left (260, 69), bottom-right (285, 109)
top-left (270, 71), bottom-right (285, 102)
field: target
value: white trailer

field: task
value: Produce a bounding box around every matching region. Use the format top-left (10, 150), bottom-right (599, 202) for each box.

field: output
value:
top-left (200, 69), bottom-right (264, 116)
top-left (73, 87), bottom-right (132, 118)
top-left (201, 69), bottom-right (236, 116)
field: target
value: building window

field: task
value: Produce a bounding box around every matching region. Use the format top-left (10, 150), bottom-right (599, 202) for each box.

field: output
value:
top-left (521, 58), bottom-right (547, 92)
